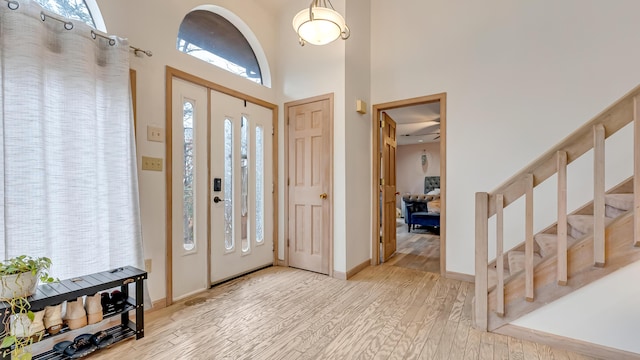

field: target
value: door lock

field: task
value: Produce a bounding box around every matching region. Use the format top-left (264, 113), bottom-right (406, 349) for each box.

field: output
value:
top-left (213, 196), bottom-right (222, 203)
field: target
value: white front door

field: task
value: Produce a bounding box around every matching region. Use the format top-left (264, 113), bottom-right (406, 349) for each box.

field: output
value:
top-left (210, 90), bottom-right (274, 285)
top-left (171, 78), bottom-right (209, 301)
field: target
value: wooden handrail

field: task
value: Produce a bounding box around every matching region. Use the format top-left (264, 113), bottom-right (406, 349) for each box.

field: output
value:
top-left (486, 84), bottom-right (640, 217)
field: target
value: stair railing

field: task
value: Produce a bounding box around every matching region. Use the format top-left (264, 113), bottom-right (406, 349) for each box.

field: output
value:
top-left (474, 85), bottom-right (640, 331)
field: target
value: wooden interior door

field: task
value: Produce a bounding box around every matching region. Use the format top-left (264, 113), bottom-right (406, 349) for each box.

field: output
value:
top-left (287, 98), bottom-right (331, 274)
top-left (382, 112), bottom-right (397, 262)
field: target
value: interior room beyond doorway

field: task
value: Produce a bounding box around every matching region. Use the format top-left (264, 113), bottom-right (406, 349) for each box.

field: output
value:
top-left (371, 93), bottom-right (446, 276)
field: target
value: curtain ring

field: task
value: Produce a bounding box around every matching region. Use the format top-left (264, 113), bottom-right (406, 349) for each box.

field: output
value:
top-left (91, 30), bottom-right (97, 39)
top-left (64, 21), bottom-right (73, 30)
top-left (108, 39), bottom-right (116, 46)
top-left (40, 12), bottom-right (46, 21)
top-left (7, 0), bottom-right (19, 10)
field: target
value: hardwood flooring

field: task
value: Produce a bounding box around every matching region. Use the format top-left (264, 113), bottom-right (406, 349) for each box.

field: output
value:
top-left (80, 265), bottom-right (595, 360)
top-left (388, 218), bottom-right (440, 273)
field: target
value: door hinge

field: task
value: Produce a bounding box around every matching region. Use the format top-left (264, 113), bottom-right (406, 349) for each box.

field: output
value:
top-left (379, 235), bottom-right (383, 244)
top-left (380, 119), bottom-right (385, 128)
top-left (287, 239), bottom-right (290, 247)
top-left (380, 178), bottom-right (385, 186)
top-left (287, 178), bottom-right (290, 186)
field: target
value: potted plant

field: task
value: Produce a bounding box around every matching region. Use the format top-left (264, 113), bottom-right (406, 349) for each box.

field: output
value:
top-left (0, 256), bottom-right (55, 360)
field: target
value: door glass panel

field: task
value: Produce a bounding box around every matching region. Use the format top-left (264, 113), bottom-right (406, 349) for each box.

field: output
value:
top-left (224, 119), bottom-right (234, 251)
top-left (255, 125), bottom-right (264, 244)
top-left (241, 116), bottom-right (250, 253)
top-left (183, 101), bottom-right (195, 251)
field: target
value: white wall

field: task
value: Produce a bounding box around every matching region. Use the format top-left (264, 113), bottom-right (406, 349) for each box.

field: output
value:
top-left (397, 142), bottom-right (441, 194)
top-left (96, 0), bottom-right (280, 302)
top-left (513, 261), bottom-right (640, 354)
top-left (371, 0), bottom-right (640, 274)
top-left (345, 0), bottom-right (372, 271)
top-left (276, 1), bottom-right (349, 272)
top-left (371, 0), bottom-right (640, 352)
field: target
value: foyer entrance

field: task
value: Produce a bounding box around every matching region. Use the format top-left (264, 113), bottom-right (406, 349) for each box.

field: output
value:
top-left (166, 67), bottom-right (278, 304)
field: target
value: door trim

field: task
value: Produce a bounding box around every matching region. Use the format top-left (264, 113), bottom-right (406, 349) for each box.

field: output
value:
top-left (165, 66), bottom-right (279, 306)
top-left (283, 93), bottom-right (334, 277)
top-left (371, 93), bottom-right (447, 276)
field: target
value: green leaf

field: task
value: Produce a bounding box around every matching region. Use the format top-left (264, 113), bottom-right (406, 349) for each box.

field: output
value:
top-left (1, 335), bottom-right (16, 348)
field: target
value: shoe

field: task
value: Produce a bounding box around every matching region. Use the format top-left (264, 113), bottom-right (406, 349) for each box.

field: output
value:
top-left (30, 309), bottom-right (45, 339)
top-left (100, 292), bottom-right (114, 314)
top-left (43, 304), bottom-right (63, 335)
top-left (90, 330), bottom-right (114, 349)
top-left (63, 297), bottom-right (87, 330)
top-left (85, 293), bottom-right (103, 325)
top-left (53, 334), bottom-right (97, 359)
top-left (110, 290), bottom-right (126, 312)
top-left (9, 310), bottom-right (44, 340)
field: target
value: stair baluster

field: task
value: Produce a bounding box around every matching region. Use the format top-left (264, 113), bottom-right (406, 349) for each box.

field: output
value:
top-left (557, 151), bottom-right (568, 285)
top-left (525, 174), bottom-right (534, 302)
top-left (496, 194), bottom-right (505, 317)
top-left (594, 124), bottom-right (606, 267)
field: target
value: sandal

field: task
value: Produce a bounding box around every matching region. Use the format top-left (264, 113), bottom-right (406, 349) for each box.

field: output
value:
top-left (90, 330), bottom-right (114, 349)
top-left (58, 334), bottom-right (97, 359)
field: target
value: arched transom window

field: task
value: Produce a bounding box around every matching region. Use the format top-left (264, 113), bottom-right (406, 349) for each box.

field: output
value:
top-left (34, 0), bottom-right (106, 31)
top-left (177, 9), bottom-right (265, 85)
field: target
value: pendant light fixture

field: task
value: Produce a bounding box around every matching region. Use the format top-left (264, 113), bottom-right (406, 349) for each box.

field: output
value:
top-left (292, 0), bottom-right (350, 46)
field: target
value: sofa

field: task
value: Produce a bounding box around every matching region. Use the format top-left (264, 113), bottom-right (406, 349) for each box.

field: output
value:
top-left (402, 176), bottom-right (441, 233)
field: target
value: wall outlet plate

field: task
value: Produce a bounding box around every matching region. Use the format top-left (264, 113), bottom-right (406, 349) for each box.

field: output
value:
top-left (147, 126), bottom-right (164, 142)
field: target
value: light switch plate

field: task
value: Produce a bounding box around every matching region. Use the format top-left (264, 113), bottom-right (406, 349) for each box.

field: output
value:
top-left (141, 156), bottom-right (163, 171)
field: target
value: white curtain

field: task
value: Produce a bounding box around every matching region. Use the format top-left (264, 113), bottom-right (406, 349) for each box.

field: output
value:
top-left (0, 0), bottom-right (145, 282)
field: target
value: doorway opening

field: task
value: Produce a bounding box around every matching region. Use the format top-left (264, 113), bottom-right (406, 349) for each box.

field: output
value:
top-left (371, 93), bottom-right (447, 276)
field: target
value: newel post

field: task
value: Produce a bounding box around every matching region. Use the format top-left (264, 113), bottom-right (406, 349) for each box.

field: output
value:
top-left (475, 192), bottom-right (489, 331)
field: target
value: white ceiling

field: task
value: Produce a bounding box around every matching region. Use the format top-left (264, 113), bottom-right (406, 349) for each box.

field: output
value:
top-left (385, 102), bottom-right (441, 146)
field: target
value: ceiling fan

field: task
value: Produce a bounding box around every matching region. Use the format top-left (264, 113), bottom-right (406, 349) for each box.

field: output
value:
top-left (399, 131), bottom-right (440, 140)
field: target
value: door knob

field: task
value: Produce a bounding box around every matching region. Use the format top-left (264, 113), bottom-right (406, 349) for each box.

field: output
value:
top-left (320, 193), bottom-right (328, 199)
top-left (213, 196), bottom-right (222, 203)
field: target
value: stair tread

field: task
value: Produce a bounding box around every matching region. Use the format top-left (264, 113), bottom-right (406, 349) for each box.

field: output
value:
top-left (567, 214), bottom-right (614, 235)
top-left (605, 193), bottom-right (634, 211)
top-left (534, 233), bottom-right (578, 258)
top-left (488, 267), bottom-right (510, 289)
top-left (507, 251), bottom-right (542, 274)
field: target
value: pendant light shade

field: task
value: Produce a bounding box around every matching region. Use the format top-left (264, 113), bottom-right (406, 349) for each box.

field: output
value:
top-left (292, 0), bottom-right (350, 46)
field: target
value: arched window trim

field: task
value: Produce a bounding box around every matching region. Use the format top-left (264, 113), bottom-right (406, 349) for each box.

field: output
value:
top-left (189, 5), bottom-right (272, 88)
top-left (84, 0), bottom-right (106, 32)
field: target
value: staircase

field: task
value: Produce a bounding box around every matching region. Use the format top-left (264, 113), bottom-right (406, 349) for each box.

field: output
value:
top-left (474, 84), bottom-right (640, 334)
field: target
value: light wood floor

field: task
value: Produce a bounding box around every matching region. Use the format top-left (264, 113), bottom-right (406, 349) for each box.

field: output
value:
top-left (388, 218), bottom-right (440, 274)
top-left (83, 265), bottom-right (596, 360)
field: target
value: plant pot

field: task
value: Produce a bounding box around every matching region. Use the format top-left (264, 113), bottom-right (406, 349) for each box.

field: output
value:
top-left (0, 272), bottom-right (39, 299)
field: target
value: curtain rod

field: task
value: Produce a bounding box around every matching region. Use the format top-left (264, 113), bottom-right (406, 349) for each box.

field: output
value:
top-left (4, 0), bottom-right (152, 57)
